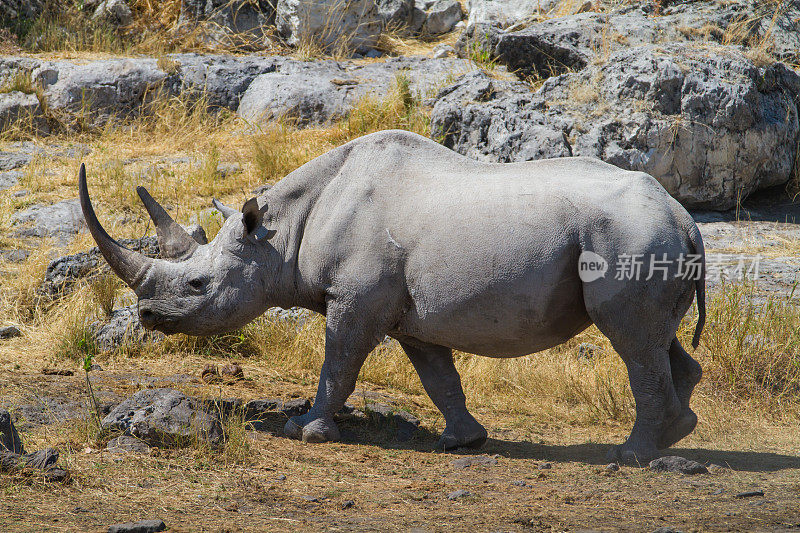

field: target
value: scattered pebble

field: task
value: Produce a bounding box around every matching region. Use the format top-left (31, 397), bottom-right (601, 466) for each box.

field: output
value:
top-left (605, 463), bottom-right (620, 472)
top-left (711, 488), bottom-right (725, 495)
top-left (538, 462), bottom-right (552, 470)
top-left (578, 342), bottom-right (603, 360)
top-left (106, 436), bottom-right (151, 455)
top-left (200, 364), bottom-right (219, 383)
top-left (451, 454), bottom-right (499, 469)
top-left (107, 519), bottom-right (166, 533)
top-left (0, 326), bottom-right (21, 339)
top-left (302, 496), bottom-right (320, 503)
top-left (734, 490), bottom-right (764, 499)
top-left (276, 474), bottom-right (287, 481)
top-left (511, 480), bottom-right (526, 487)
top-left (219, 363), bottom-right (244, 382)
top-left (41, 368), bottom-right (74, 376)
top-left (648, 456), bottom-right (708, 475)
top-left (216, 162), bottom-right (242, 177)
top-left (341, 500), bottom-right (355, 509)
top-left (448, 489), bottom-right (470, 500)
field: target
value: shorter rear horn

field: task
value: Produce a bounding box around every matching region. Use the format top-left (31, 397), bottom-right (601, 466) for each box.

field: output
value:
top-left (137, 186), bottom-right (199, 260)
top-left (212, 198), bottom-right (237, 219)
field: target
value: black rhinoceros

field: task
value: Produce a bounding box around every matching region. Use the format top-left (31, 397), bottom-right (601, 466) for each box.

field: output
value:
top-left (79, 130), bottom-right (705, 463)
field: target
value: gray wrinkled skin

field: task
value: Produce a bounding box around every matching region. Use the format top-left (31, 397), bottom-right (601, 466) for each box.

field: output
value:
top-left (80, 130), bottom-right (706, 464)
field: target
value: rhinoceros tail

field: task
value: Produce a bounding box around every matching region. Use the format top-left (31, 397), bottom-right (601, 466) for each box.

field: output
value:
top-left (687, 225), bottom-right (706, 350)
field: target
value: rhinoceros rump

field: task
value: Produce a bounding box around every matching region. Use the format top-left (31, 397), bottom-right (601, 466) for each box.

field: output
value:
top-left (79, 130), bottom-right (706, 464)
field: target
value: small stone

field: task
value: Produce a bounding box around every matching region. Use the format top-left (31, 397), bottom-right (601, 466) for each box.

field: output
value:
top-left (342, 500), bottom-right (355, 509)
top-left (0, 170), bottom-right (22, 191)
top-left (578, 343), bottom-right (602, 360)
top-left (219, 363), bottom-right (244, 382)
top-left (24, 448), bottom-right (59, 469)
top-left (1, 249), bottom-right (28, 262)
top-left (711, 488), bottom-right (725, 495)
top-left (107, 519), bottom-right (167, 533)
top-left (451, 454), bottom-right (499, 469)
top-left (734, 490), bottom-right (764, 499)
top-left (215, 162), bottom-right (241, 177)
top-left (43, 467), bottom-right (69, 483)
top-left (512, 480), bottom-right (526, 486)
top-left (102, 388), bottom-right (223, 446)
top-left (302, 495), bottom-right (320, 503)
top-left (707, 463), bottom-right (729, 473)
top-left (0, 409), bottom-right (24, 454)
top-left (538, 462), bottom-right (552, 470)
top-left (649, 456), bottom-right (708, 475)
top-left (201, 364), bottom-right (219, 383)
top-left (0, 326), bottom-right (21, 339)
top-left (107, 436), bottom-right (151, 455)
top-left (276, 474), bottom-right (286, 481)
top-left (432, 44), bottom-right (455, 59)
top-left (92, 0), bottom-right (133, 26)
top-left (448, 489), bottom-right (470, 500)
top-left (605, 463), bottom-right (620, 472)
top-left (41, 368), bottom-right (74, 376)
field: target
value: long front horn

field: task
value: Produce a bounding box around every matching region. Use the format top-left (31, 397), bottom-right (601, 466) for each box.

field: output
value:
top-left (78, 164), bottom-right (155, 292)
top-left (136, 186), bottom-right (198, 260)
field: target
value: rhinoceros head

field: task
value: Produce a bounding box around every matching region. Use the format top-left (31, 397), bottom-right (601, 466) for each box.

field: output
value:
top-left (79, 164), bottom-right (271, 336)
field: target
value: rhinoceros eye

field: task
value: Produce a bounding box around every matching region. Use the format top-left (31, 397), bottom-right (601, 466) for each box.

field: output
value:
top-left (188, 277), bottom-right (207, 292)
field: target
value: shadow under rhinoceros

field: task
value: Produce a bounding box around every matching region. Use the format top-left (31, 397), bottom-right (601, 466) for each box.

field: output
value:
top-left (470, 438), bottom-right (799, 472)
top-left (246, 415), bottom-right (798, 472)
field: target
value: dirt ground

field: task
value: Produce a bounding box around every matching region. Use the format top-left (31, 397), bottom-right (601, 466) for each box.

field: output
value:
top-left (0, 360), bottom-right (798, 533)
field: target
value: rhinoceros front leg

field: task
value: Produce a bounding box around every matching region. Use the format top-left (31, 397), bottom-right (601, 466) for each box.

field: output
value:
top-left (400, 340), bottom-right (487, 450)
top-left (284, 303), bottom-right (382, 443)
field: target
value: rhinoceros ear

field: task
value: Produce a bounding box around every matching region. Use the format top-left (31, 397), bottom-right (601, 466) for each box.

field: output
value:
top-left (242, 197), bottom-right (264, 236)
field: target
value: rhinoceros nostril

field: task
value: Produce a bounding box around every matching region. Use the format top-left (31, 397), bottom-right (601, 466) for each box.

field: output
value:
top-left (139, 308), bottom-right (158, 329)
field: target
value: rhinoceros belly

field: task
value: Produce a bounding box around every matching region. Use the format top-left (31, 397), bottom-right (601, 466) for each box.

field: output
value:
top-left (393, 244), bottom-right (591, 358)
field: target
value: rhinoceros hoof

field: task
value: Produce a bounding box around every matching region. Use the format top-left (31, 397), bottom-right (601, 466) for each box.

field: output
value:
top-left (284, 415), bottom-right (340, 443)
top-left (435, 424), bottom-right (488, 451)
top-left (606, 443), bottom-right (659, 466)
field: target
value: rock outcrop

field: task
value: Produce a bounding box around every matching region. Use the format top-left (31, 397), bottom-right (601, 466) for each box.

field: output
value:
top-left (180, 0), bottom-right (276, 44)
top-left (431, 45), bottom-right (800, 209)
top-left (465, 0), bottom-right (558, 28)
top-left (276, 0), bottom-right (383, 53)
top-left (459, 1), bottom-right (800, 77)
top-left (0, 54), bottom-right (472, 129)
top-left (237, 56), bottom-right (470, 125)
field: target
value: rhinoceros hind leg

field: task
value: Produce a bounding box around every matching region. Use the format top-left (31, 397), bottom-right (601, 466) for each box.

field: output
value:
top-left (399, 340), bottom-right (488, 450)
top-left (602, 339), bottom-right (681, 465)
top-left (657, 338), bottom-right (702, 449)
